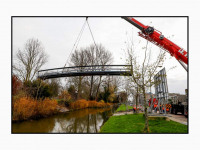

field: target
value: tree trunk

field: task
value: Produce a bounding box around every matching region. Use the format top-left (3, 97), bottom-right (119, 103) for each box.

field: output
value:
top-left (142, 86), bottom-right (149, 133)
top-left (136, 87), bottom-right (138, 114)
top-left (77, 76), bottom-right (82, 100)
top-left (95, 76), bottom-right (102, 101)
top-left (89, 75), bottom-right (94, 100)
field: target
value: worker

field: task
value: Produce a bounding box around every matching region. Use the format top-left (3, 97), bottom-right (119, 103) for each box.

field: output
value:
top-left (154, 106), bottom-right (157, 113)
top-left (133, 107), bottom-right (136, 113)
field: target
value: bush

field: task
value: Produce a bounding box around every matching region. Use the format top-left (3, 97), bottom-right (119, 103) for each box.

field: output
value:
top-left (88, 101), bottom-right (98, 108)
top-left (12, 97), bottom-right (58, 121)
top-left (13, 97), bottom-right (38, 120)
top-left (58, 90), bottom-right (71, 100)
top-left (69, 99), bottom-right (112, 110)
top-left (96, 102), bottom-right (105, 108)
top-left (23, 79), bottom-right (54, 99)
top-left (70, 99), bottom-right (89, 110)
top-left (12, 90), bottom-right (27, 116)
top-left (12, 90), bottom-right (26, 101)
top-left (38, 98), bottom-right (58, 116)
top-left (100, 100), bottom-right (105, 103)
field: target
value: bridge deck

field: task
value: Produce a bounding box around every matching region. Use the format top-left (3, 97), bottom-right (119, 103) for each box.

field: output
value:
top-left (38, 65), bottom-right (132, 80)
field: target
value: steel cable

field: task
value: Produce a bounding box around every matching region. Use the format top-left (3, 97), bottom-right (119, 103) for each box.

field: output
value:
top-left (62, 19), bottom-right (87, 72)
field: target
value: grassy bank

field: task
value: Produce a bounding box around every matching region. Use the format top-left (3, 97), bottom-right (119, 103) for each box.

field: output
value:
top-left (115, 104), bottom-right (133, 112)
top-left (99, 113), bottom-right (187, 133)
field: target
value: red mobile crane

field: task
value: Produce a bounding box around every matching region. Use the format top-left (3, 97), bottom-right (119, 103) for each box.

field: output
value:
top-left (122, 17), bottom-right (188, 117)
top-left (122, 17), bottom-right (188, 71)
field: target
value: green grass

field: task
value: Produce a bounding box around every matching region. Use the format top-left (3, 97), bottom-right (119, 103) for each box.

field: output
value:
top-left (99, 113), bottom-right (187, 133)
top-left (115, 104), bottom-right (133, 112)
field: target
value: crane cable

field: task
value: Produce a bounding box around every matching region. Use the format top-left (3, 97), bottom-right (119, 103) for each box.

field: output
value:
top-left (62, 18), bottom-right (87, 72)
top-left (63, 17), bottom-right (99, 72)
top-left (86, 18), bottom-right (99, 51)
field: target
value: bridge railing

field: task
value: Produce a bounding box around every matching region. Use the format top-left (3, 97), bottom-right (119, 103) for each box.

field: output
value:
top-left (38, 65), bottom-right (132, 79)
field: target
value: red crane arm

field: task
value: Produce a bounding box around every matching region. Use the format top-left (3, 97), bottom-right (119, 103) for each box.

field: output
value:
top-left (122, 17), bottom-right (188, 65)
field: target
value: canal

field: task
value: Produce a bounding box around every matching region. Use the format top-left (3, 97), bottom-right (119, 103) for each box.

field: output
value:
top-left (12, 106), bottom-right (118, 133)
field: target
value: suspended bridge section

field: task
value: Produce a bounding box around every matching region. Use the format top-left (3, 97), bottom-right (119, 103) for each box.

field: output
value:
top-left (38, 65), bottom-right (132, 80)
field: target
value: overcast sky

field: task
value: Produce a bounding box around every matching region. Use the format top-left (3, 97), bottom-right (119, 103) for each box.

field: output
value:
top-left (13, 17), bottom-right (187, 94)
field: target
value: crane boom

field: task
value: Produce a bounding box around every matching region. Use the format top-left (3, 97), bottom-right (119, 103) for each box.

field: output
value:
top-left (122, 17), bottom-right (188, 71)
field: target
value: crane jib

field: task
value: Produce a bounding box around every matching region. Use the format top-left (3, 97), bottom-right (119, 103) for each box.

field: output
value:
top-left (122, 17), bottom-right (144, 31)
top-left (122, 17), bottom-right (188, 67)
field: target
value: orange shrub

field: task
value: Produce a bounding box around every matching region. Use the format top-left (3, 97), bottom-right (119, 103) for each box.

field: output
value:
top-left (69, 99), bottom-right (113, 110)
top-left (58, 90), bottom-right (71, 100)
top-left (12, 97), bottom-right (58, 121)
top-left (38, 98), bottom-right (58, 116)
top-left (96, 102), bottom-right (105, 108)
top-left (88, 101), bottom-right (98, 108)
top-left (13, 97), bottom-right (38, 120)
top-left (70, 99), bottom-right (89, 110)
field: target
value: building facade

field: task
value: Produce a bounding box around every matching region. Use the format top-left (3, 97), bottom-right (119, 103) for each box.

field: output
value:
top-left (168, 93), bottom-right (187, 104)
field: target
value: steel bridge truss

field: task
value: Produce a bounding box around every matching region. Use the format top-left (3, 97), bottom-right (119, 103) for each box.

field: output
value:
top-left (38, 65), bottom-right (132, 80)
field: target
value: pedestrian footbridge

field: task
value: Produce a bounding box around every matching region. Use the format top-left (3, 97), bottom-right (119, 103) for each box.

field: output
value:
top-left (38, 65), bottom-right (132, 80)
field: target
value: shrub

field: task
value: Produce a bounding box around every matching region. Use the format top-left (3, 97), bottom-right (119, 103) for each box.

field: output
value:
top-left (37, 98), bottom-right (58, 116)
top-left (97, 102), bottom-right (105, 108)
top-left (23, 79), bottom-right (54, 99)
top-left (58, 90), bottom-right (71, 100)
top-left (13, 97), bottom-right (38, 120)
top-left (12, 97), bottom-right (58, 121)
top-left (71, 99), bottom-right (89, 110)
top-left (12, 90), bottom-right (27, 116)
top-left (88, 101), bottom-right (98, 108)
top-left (13, 90), bottom-right (26, 101)
top-left (69, 99), bottom-right (112, 110)
top-left (100, 100), bottom-right (105, 103)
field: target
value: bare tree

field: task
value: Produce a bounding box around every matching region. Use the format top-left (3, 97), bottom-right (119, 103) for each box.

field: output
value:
top-left (84, 44), bottom-right (114, 100)
top-left (69, 48), bottom-right (89, 99)
top-left (69, 43), bottom-right (113, 101)
top-left (119, 91), bottom-right (128, 105)
top-left (13, 38), bottom-right (48, 83)
top-left (124, 38), bottom-right (166, 132)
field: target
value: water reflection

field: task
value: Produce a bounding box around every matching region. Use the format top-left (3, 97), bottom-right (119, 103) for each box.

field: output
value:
top-left (12, 106), bottom-right (117, 133)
